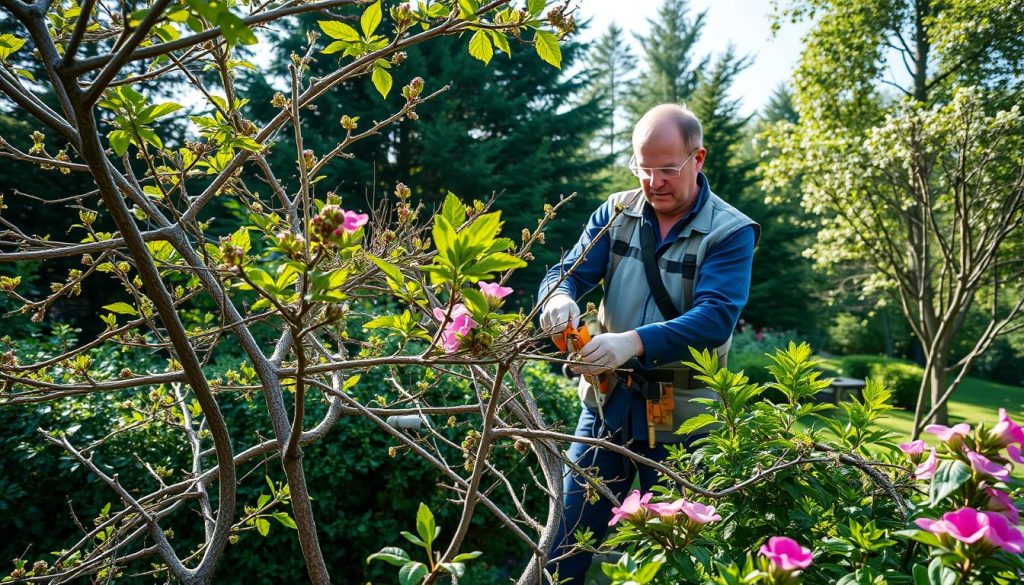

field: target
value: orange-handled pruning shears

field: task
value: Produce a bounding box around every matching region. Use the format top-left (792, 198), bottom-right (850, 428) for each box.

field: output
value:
top-left (554, 323), bottom-right (610, 396)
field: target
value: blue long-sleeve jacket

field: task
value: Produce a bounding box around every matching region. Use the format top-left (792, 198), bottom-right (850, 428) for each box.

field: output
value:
top-left (539, 177), bottom-right (756, 368)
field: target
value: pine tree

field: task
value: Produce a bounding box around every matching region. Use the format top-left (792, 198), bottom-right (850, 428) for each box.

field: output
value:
top-left (582, 23), bottom-right (636, 164)
top-left (628, 0), bottom-right (707, 117)
top-left (689, 46), bottom-right (754, 199)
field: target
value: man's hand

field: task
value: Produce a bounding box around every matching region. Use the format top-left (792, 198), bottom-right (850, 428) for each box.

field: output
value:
top-left (571, 331), bottom-right (644, 376)
top-left (540, 293), bottom-right (580, 338)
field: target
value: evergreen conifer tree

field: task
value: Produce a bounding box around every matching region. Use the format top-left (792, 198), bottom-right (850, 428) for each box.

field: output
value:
top-left (581, 23), bottom-right (636, 164)
top-left (627, 0), bottom-right (707, 117)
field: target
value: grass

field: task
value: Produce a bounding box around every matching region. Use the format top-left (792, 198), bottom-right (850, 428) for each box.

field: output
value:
top-left (817, 355), bottom-right (1024, 440)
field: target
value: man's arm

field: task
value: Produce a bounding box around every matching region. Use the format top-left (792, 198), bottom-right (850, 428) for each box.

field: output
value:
top-left (537, 199), bottom-right (615, 303)
top-left (633, 225), bottom-right (757, 368)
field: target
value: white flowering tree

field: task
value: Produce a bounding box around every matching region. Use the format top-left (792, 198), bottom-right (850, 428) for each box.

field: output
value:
top-left (762, 0), bottom-right (1024, 434)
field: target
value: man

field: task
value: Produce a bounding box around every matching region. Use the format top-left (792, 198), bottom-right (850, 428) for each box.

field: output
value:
top-left (538, 104), bottom-right (758, 583)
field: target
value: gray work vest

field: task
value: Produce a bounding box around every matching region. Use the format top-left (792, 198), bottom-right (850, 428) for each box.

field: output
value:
top-left (579, 185), bottom-right (760, 442)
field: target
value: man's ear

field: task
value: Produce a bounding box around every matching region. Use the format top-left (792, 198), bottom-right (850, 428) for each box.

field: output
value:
top-left (695, 148), bottom-right (707, 172)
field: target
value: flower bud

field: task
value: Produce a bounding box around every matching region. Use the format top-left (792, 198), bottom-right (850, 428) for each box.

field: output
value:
top-left (340, 115), bottom-right (359, 131)
top-left (271, 92), bottom-right (289, 108)
top-left (79, 209), bottom-right (97, 226)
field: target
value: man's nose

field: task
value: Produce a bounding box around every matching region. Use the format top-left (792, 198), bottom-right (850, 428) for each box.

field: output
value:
top-left (648, 172), bottom-right (666, 189)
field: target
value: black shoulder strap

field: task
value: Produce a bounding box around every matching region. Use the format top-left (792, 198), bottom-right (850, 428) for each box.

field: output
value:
top-left (639, 221), bottom-right (682, 320)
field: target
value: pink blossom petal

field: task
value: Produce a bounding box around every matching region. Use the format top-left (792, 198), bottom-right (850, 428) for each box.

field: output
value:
top-left (982, 511), bottom-right (1024, 554)
top-left (941, 508), bottom-right (991, 544)
top-left (899, 440), bottom-right (927, 458)
top-left (915, 448), bottom-right (938, 480)
top-left (1007, 444), bottom-right (1024, 465)
top-left (478, 281), bottom-right (513, 301)
top-left (915, 517), bottom-right (944, 534)
top-left (341, 210), bottom-right (369, 233)
top-left (967, 451), bottom-right (1011, 481)
top-left (990, 408), bottom-right (1024, 447)
top-left (682, 501), bottom-right (721, 524)
top-left (924, 423), bottom-right (971, 442)
top-left (610, 491), bottom-right (653, 526)
top-left (645, 499), bottom-right (686, 518)
top-left (984, 487), bottom-right (1021, 525)
top-left (759, 536), bottom-right (813, 572)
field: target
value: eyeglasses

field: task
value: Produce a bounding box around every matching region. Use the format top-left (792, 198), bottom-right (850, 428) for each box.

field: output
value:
top-left (628, 148), bottom-right (698, 180)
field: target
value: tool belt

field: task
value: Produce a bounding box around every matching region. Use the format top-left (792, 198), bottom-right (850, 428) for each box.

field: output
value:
top-left (619, 360), bottom-right (697, 446)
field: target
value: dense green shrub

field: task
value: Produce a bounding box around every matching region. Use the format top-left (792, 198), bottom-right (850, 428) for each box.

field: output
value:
top-left (839, 355), bottom-right (922, 409)
top-left (0, 329), bottom-right (580, 584)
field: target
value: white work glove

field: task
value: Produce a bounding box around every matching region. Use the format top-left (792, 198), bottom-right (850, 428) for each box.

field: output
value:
top-left (571, 331), bottom-right (644, 376)
top-left (539, 293), bottom-right (580, 336)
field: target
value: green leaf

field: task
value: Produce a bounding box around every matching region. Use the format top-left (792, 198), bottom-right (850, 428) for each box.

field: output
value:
top-left (217, 11), bottom-right (258, 46)
top-left (441, 192), bottom-right (467, 225)
top-left (527, 0), bottom-right (546, 16)
top-left (0, 34), bottom-right (26, 61)
top-left (244, 267), bottom-right (276, 292)
top-left (432, 215), bottom-right (456, 263)
top-left (462, 252), bottom-right (526, 276)
top-left (137, 126), bottom-right (162, 150)
top-left (452, 551), bottom-right (482, 563)
top-left (371, 66), bottom-right (393, 99)
top-left (229, 226), bottom-right (251, 255)
top-left (257, 494), bottom-right (271, 508)
top-left (457, 0), bottom-right (480, 18)
top-left (272, 512), bottom-right (297, 529)
top-left (137, 102), bottom-right (182, 124)
top-left (675, 413), bottom-right (718, 435)
top-left (400, 530), bottom-right (426, 548)
top-left (927, 557), bottom-right (956, 585)
top-left (368, 254), bottom-right (404, 285)
top-left (534, 30), bottom-right (561, 68)
top-left (415, 503), bottom-right (436, 549)
top-left (367, 546), bottom-right (410, 567)
top-left (103, 302), bottom-right (138, 316)
top-left (488, 29), bottom-right (511, 56)
top-left (108, 130), bottom-right (130, 156)
top-left (318, 20), bottom-right (360, 41)
top-left (255, 517), bottom-right (270, 536)
top-left (321, 41), bottom-right (350, 55)
top-left (399, 561), bottom-right (427, 585)
top-left (468, 30), bottom-right (493, 64)
top-left (460, 287), bottom-right (489, 317)
top-left (929, 460), bottom-right (971, 506)
top-left (360, 1), bottom-right (383, 38)
top-left (440, 562), bottom-right (466, 578)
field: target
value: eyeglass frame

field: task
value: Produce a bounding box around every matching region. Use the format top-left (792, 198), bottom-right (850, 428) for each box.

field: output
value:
top-left (628, 147), bottom-right (700, 180)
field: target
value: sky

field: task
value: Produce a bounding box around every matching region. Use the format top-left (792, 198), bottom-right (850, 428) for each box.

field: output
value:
top-left (573, 0), bottom-right (812, 117)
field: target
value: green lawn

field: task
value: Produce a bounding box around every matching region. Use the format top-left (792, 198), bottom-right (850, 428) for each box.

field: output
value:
top-left (817, 356), bottom-right (1024, 441)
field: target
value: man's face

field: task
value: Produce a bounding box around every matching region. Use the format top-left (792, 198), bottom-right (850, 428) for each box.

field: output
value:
top-left (633, 123), bottom-right (706, 222)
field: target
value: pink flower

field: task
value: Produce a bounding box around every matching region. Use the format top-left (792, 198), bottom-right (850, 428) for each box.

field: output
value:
top-left (644, 498), bottom-right (686, 519)
top-left (1008, 444), bottom-right (1024, 465)
top-left (916, 508), bottom-right (990, 544)
top-left (759, 536), bottom-right (813, 572)
top-left (609, 490), bottom-right (652, 526)
top-left (967, 450), bottom-right (1011, 481)
top-left (915, 448), bottom-right (938, 480)
top-left (681, 501), bottom-right (721, 525)
top-left (924, 423), bottom-right (971, 443)
top-left (342, 210), bottom-right (369, 233)
top-left (478, 281), bottom-right (513, 303)
top-left (433, 303), bottom-right (470, 324)
top-left (983, 511), bottom-right (1024, 554)
top-left (433, 304), bottom-right (474, 353)
top-left (990, 408), bottom-right (1024, 448)
top-left (984, 487), bottom-right (1020, 524)
top-left (899, 440), bottom-right (927, 458)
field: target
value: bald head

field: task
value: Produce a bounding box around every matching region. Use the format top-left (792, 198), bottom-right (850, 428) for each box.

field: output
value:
top-left (632, 104), bottom-right (703, 153)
